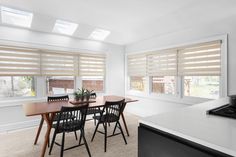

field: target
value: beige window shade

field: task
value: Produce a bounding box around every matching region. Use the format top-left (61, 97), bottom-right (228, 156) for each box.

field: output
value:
top-left (127, 54), bottom-right (146, 76)
top-left (178, 40), bottom-right (221, 76)
top-left (0, 45), bottom-right (41, 76)
top-left (79, 54), bottom-right (106, 77)
top-left (41, 51), bottom-right (78, 76)
top-left (147, 50), bottom-right (177, 76)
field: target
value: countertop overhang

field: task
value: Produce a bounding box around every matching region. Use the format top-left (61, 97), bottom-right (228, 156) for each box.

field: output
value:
top-left (139, 98), bottom-right (236, 157)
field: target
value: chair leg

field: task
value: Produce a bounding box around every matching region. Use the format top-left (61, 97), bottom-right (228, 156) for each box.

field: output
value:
top-left (74, 131), bottom-right (78, 140)
top-left (78, 130), bottom-right (83, 145)
top-left (118, 121), bottom-right (127, 144)
top-left (93, 113), bottom-right (96, 126)
top-left (91, 122), bottom-right (99, 142)
top-left (112, 122), bottom-right (118, 135)
top-left (60, 132), bottom-right (65, 157)
top-left (82, 130), bottom-right (92, 157)
top-left (104, 122), bottom-right (107, 152)
top-left (49, 130), bottom-right (57, 155)
top-left (34, 117), bottom-right (44, 145)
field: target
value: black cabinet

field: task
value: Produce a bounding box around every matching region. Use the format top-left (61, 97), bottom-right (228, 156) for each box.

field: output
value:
top-left (138, 124), bottom-right (233, 157)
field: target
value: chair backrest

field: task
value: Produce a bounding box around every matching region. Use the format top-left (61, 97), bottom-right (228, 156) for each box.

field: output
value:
top-left (102, 99), bottom-right (125, 122)
top-left (56, 104), bottom-right (89, 131)
top-left (48, 95), bottom-right (69, 102)
top-left (90, 93), bottom-right (97, 99)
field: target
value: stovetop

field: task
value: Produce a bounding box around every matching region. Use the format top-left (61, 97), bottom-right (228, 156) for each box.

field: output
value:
top-left (208, 104), bottom-right (236, 119)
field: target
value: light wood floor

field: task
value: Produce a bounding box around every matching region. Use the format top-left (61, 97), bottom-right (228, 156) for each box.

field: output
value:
top-left (0, 113), bottom-right (139, 157)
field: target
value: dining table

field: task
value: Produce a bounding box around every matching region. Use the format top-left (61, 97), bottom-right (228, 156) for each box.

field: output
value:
top-left (23, 95), bottom-right (137, 157)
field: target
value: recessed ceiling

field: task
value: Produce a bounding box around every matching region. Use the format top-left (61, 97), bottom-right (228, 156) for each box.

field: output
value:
top-left (0, 0), bottom-right (236, 45)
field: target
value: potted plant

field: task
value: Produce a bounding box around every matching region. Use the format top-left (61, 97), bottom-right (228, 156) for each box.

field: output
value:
top-left (85, 89), bottom-right (94, 101)
top-left (73, 88), bottom-right (86, 101)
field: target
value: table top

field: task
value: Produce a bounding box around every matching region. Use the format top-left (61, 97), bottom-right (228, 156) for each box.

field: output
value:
top-left (23, 95), bottom-right (137, 116)
top-left (140, 98), bottom-right (236, 156)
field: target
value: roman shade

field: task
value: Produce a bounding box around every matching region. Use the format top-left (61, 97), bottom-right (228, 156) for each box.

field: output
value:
top-left (79, 54), bottom-right (106, 77)
top-left (0, 45), bottom-right (41, 76)
top-left (41, 51), bottom-right (78, 76)
top-left (178, 40), bottom-right (221, 76)
top-left (147, 50), bottom-right (177, 76)
top-left (127, 54), bottom-right (146, 76)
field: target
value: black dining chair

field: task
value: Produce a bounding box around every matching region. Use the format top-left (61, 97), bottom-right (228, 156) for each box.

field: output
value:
top-left (49, 104), bottom-right (91, 157)
top-left (34, 95), bottom-right (77, 147)
top-left (91, 99), bottom-right (127, 152)
top-left (86, 93), bottom-right (102, 125)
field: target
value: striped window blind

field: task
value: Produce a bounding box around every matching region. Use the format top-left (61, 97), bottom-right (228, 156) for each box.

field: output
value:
top-left (79, 54), bottom-right (106, 77)
top-left (0, 45), bottom-right (41, 76)
top-left (147, 50), bottom-right (177, 76)
top-left (41, 51), bottom-right (78, 76)
top-left (127, 54), bottom-right (146, 76)
top-left (178, 40), bottom-right (221, 76)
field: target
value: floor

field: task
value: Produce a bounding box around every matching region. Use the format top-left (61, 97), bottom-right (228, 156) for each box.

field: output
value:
top-left (0, 113), bottom-right (139, 157)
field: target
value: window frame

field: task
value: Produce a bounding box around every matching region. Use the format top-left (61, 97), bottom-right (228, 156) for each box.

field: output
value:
top-left (126, 35), bottom-right (228, 104)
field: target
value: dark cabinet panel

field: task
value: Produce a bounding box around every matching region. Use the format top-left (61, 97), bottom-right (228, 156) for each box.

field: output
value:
top-left (138, 124), bottom-right (232, 157)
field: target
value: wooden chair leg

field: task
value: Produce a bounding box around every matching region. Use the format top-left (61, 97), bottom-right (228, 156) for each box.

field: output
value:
top-left (104, 122), bottom-right (107, 152)
top-left (91, 122), bottom-right (99, 142)
top-left (118, 121), bottom-right (127, 144)
top-left (49, 129), bottom-right (57, 155)
top-left (60, 132), bottom-right (65, 157)
top-left (82, 130), bottom-right (92, 157)
top-left (112, 122), bottom-right (118, 135)
top-left (34, 116), bottom-right (44, 145)
top-left (121, 113), bottom-right (130, 136)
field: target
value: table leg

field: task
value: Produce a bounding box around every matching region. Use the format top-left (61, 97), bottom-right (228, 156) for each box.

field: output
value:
top-left (40, 113), bottom-right (55, 157)
top-left (121, 113), bottom-right (130, 136)
top-left (34, 115), bottom-right (44, 145)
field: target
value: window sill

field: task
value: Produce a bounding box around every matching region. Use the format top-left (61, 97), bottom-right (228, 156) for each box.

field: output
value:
top-left (0, 97), bottom-right (46, 108)
top-left (126, 90), bottom-right (213, 105)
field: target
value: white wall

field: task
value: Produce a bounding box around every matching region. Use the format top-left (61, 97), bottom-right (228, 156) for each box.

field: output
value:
top-left (0, 26), bottom-right (125, 132)
top-left (124, 15), bottom-right (236, 117)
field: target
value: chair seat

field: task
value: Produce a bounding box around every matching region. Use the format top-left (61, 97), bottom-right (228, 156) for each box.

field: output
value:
top-left (93, 113), bottom-right (119, 123)
top-left (53, 113), bottom-right (76, 122)
top-left (52, 120), bottom-right (82, 133)
top-left (87, 108), bottom-right (102, 115)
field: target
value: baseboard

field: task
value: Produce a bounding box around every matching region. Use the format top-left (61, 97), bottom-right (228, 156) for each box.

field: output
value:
top-left (0, 119), bottom-right (40, 133)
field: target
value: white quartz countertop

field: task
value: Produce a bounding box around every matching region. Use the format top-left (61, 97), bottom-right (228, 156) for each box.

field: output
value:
top-left (139, 98), bottom-right (236, 157)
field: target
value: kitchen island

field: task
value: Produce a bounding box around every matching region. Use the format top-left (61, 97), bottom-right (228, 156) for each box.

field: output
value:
top-left (139, 98), bottom-right (236, 157)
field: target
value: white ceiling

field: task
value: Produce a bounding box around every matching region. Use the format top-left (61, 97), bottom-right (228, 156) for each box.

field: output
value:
top-left (0, 0), bottom-right (236, 45)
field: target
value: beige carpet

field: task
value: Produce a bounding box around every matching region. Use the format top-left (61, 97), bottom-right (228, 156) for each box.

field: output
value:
top-left (0, 113), bottom-right (139, 157)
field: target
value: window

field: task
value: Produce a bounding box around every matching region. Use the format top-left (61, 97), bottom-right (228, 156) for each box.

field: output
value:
top-left (127, 54), bottom-right (146, 91)
top-left (1, 6), bottom-right (33, 28)
top-left (179, 41), bottom-right (221, 99)
top-left (82, 76), bottom-right (104, 92)
top-left (152, 76), bottom-right (176, 95)
top-left (79, 54), bottom-right (106, 92)
top-left (53, 20), bottom-right (78, 36)
top-left (0, 76), bottom-right (35, 98)
top-left (127, 40), bottom-right (224, 100)
top-left (130, 76), bottom-right (145, 91)
top-left (46, 76), bottom-right (75, 95)
top-left (184, 76), bottom-right (220, 99)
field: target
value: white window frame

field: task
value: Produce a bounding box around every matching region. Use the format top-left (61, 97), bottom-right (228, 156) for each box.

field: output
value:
top-left (126, 34), bottom-right (228, 105)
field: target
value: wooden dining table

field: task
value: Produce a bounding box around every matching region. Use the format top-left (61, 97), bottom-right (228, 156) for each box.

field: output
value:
top-left (23, 95), bottom-right (137, 157)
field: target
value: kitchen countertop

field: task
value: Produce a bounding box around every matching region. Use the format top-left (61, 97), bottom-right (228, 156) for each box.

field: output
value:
top-left (139, 98), bottom-right (236, 157)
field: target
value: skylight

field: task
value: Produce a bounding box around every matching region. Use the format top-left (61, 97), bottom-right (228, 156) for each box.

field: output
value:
top-left (53, 20), bottom-right (78, 36)
top-left (89, 29), bottom-right (111, 41)
top-left (1, 6), bottom-right (33, 28)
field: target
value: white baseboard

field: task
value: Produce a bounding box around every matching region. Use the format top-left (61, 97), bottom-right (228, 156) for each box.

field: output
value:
top-left (0, 119), bottom-right (40, 133)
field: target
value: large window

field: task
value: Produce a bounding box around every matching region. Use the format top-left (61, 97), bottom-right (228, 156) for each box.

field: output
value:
top-left (46, 76), bottom-right (75, 95)
top-left (152, 76), bottom-right (176, 95)
top-left (127, 40), bottom-right (224, 100)
top-left (0, 76), bottom-right (35, 98)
